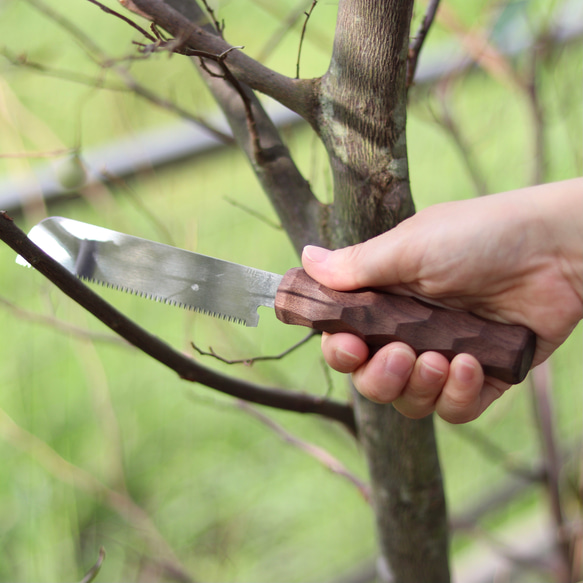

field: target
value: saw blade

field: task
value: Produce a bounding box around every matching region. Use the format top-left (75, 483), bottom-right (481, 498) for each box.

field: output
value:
top-left (17, 217), bottom-right (283, 326)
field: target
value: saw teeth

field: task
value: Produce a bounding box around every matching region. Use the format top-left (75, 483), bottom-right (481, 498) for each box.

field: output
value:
top-left (78, 275), bottom-right (247, 326)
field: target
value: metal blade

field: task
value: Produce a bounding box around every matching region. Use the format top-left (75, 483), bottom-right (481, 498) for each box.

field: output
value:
top-left (17, 217), bottom-right (283, 326)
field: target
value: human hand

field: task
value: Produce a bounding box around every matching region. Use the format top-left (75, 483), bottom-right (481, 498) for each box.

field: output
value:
top-left (302, 179), bottom-right (583, 423)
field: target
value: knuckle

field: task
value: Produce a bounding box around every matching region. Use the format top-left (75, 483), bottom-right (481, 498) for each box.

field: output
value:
top-left (353, 370), bottom-right (402, 404)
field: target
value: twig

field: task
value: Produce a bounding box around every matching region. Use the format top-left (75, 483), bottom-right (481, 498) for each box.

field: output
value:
top-left (18, 3), bottom-right (232, 144)
top-left (223, 197), bottom-right (282, 230)
top-left (407, 0), bottom-right (441, 88)
top-left (111, 66), bottom-right (233, 143)
top-left (128, 0), bottom-right (318, 124)
top-left (126, 0), bottom-right (324, 254)
top-left (431, 82), bottom-right (489, 197)
top-left (1, 47), bottom-right (125, 91)
top-left (191, 47), bottom-right (262, 159)
top-left (191, 330), bottom-right (317, 365)
top-left (0, 213), bottom-right (356, 434)
top-left (0, 295), bottom-right (130, 346)
top-left (452, 423), bottom-right (544, 482)
top-left (236, 400), bottom-right (370, 502)
top-left (84, 0), bottom-right (156, 41)
top-left (525, 44), bottom-right (546, 185)
top-left (530, 362), bottom-right (573, 580)
top-left (0, 405), bottom-right (194, 582)
top-left (436, 3), bottom-right (525, 91)
top-left (136, 34), bottom-right (263, 158)
top-left (200, 0), bottom-right (224, 37)
top-left (256, 0), bottom-right (315, 64)
top-left (214, 55), bottom-right (263, 160)
top-left (320, 356), bottom-right (334, 398)
top-left (97, 169), bottom-right (176, 246)
top-left (296, 1), bottom-right (317, 79)
top-left (79, 547), bottom-right (106, 583)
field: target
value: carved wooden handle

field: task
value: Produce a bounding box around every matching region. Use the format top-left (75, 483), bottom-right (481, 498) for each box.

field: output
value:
top-left (274, 268), bottom-right (536, 384)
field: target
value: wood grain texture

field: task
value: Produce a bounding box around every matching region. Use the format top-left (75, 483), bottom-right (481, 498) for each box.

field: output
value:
top-left (274, 268), bottom-right (536, 384)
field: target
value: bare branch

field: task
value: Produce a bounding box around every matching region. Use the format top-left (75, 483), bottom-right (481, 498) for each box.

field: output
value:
top-left (256, 0), bottom-right (318, 64)
top-left (524, 45), bottom-right (546, 185)
top-left (296, 1), bottom-right (318, 79)
top-left (199, 0), bottom-right (224, 38)
top-left (436, 4), bottom-right (526, 91)
top-left (196, 48), bottom-right (263, 158)
top-left (0, 295), bottom-right (130, 346)
top-left (530, 362), bottom-right (573, 578)
top-left (152, 0), bottom-right (327, 253)
top-left (18, 3), bottom-right (233, 143)
top-left (136, 39), bottom-right (263, 157)
top-left (112, 65), bottom-right (233, 143)
top-left (430, 82), bottom-right (489, 197)
top-left (236, 400), bottom-right (371, 502)
top-left (407, 0), bottom-right (441, 88)
top-left (223, 197), bottom-right (282, 230)
top-left (97, 170), bottom-right (177, 245)
top-left (191, 330), bottom-right (318, 365)
top-left (129, 0), bottom-right (318, 123)
top-left (0, 213), bottom-right (356, 434)
top-left (452, 423), bottom-right (545, 482)
top-left (85, 0), bottom-right (156, 41)
top-left (0, 405), bottom-right (194, 581)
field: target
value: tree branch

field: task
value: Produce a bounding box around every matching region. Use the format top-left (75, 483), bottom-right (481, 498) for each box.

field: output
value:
top-left (197, 56), bottom-right (327, 253)
top-left (20, 1), bottom-right (233, 143)
top-left (406, 0), bottom-right (441, 88)
top-left (530, 362), bottom-right (572, 580)
top-left (126, 0), bottom-right (318, 123)
top-left (296, 1), bottom-right (318, 79)
top-left (0, 295), bottom-right (129, 346)
top-left (0, 213), bottom-right (356, 434)
top-left (234, 400), bottom-right (370, 502)
top-left (431, 81), bottom-right (488, 197)
top-left (138, 0), bottom-right (327, 253)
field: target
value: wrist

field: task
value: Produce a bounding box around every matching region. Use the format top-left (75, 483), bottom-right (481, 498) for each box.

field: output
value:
top-left (532, 178), bottom-right (583, 303)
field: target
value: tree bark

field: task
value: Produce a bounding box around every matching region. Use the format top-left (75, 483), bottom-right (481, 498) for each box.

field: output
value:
top-left (317, 0), bottom-right (416, 247)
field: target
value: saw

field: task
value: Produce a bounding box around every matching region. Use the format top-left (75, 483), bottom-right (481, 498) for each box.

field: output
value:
top-left (16, 216), bottom-right (536, 384)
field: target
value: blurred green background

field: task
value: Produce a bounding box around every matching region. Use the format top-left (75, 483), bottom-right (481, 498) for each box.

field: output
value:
top-left (0, 0), bottom-right (581, 581)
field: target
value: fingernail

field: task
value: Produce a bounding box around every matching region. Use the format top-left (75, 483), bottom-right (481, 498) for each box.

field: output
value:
top-left (455, 359), bottom-right (478, 383)
top-left (303, 245), bottom-right (330, 263)
top-left (335, 347), bottom-right (361, 368)
top-left (384, 347), bottom-right (414, 380)
top-left (420, 361), bottom-right (445, 383)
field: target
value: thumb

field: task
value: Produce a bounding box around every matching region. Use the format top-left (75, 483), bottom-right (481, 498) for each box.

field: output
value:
top-left (301, 231), bottom-right (405, 291)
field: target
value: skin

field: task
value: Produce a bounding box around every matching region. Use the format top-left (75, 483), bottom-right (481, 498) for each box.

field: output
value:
top-left (302, 178), bottom-right (583, 424)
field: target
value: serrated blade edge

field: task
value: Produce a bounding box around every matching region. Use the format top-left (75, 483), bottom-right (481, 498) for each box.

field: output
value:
top-left (18, 217), bottom-right (283, 327)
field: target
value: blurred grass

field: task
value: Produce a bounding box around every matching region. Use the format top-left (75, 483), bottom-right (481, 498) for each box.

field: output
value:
top-left (0, 0), bottom-right (581, 581)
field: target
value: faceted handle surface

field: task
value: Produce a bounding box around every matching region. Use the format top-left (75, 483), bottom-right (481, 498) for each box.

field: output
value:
top-left (274, 268), bottom-right (536, 384)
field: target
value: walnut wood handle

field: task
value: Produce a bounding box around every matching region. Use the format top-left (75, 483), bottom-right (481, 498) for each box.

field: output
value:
top-left (274, 268), bottom-right (536, 384)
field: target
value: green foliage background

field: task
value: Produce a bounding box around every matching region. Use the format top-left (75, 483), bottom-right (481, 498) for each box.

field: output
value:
top-left (0, 1), bottom-right (581, 581)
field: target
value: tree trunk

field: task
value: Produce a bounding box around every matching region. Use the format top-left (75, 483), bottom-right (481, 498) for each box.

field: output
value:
top-left (315, 2), bottom-right (450, 581)
top-left (318, 0), bottom-right (416, 247)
